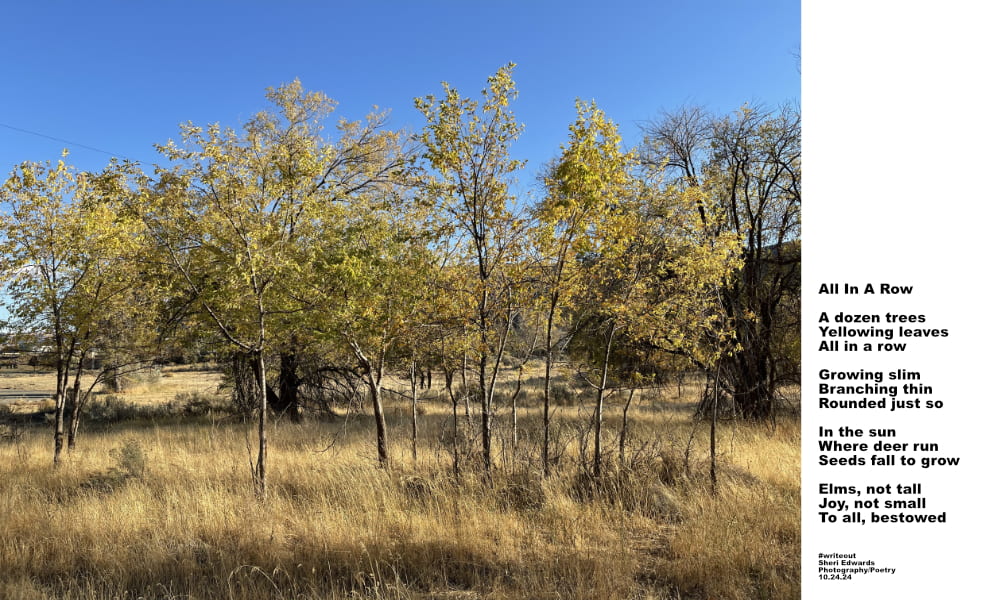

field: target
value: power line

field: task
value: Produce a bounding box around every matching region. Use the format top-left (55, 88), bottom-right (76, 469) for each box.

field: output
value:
top-left (0, 122), bottom-right (125, 158)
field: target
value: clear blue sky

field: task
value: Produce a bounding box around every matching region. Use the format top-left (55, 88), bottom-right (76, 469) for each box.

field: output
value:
top-left (1, 1), bottom-right (799, 183)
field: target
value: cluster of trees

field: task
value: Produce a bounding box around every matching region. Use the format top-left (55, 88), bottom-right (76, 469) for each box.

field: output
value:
top-left (0, 65), bottom-right (800, 495)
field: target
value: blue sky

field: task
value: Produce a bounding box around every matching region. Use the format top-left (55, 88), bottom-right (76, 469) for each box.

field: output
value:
top-left (1, 1), bottom-right (799, 183)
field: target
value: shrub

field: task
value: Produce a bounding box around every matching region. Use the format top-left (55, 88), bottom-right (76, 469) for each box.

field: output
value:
top-left (174, 391), bottom-right (225, 416)
top-left (100, 365), bottom-right (162, 393)
top-left (82, 396), bottom-right (178, 422)
top-left (110, 437), bottom-right (147, 478)
top-left (83, 396), bottom-right (141, 423)
top-left (82, 437), bottom-right (148, 494)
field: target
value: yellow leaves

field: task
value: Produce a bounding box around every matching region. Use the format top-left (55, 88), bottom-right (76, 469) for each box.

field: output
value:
top-left (485, 62), bottom-right (518, 109)
top-left (540, 99), bottom-right (635, 237)
top-left (264, 78), bottom-right (337, 124)
top-left (0, 155), bottom-right (151, 346)
top-left (547, 125), bottom-right (744, 369)
top-left (416, 64), bottom-right (524, 185)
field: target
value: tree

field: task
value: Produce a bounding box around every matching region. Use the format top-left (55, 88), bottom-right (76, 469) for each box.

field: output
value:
top-left (304, 186), bottom-right (435, 467)
top-left (640, 104), bottom-right (800, 419)
top-left (563, 172), bottom-right (740, 478)
top-left (63, 172), bottom-right (162, 451)
top-left (1, 156), bottom-right (147, 465)
top-left (415, 64), bottom-right (529, 473)
top-left (265, 97), bottom-right (414, 423)
top-left (534, 99), bottom-right (635, 477)
top-left (131, 80), bottom-right (410, 495)
top-left (419, 252), bottom-right (479, 475)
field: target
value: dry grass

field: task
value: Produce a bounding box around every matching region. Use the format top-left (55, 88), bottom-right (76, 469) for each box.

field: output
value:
top-left (0, 369), bottom-right (799, 600)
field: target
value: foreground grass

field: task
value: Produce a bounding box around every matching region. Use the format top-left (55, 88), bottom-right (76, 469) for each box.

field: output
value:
top-left (0, 389), bottom-right (799, 600)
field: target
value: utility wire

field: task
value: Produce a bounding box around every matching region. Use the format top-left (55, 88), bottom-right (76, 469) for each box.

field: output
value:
top-left (0, 121), bottom-right (126, 158)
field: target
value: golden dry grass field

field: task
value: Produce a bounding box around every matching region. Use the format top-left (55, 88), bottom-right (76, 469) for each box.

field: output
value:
top-left (0, 365), bottom-right (800, 600)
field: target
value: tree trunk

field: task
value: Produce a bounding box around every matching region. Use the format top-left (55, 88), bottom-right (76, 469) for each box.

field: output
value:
top-left (409, 360), bottom-right (419, 462)
top-left (462, 350), bottom-right (471, 428)
top-left (445, 368), bottom-right (460, 477)
top-left (710, 365), bottom-right (720, 494)
top-left (479, 290), bottom-right (515, 475)
top-left (352, 342), bottom-right (389, 468)
top-left (478, 286), bottom-right (493, 473)
top-left (66, 330), bottom-right (97, 452)
top-left (53, 382), bottom-right (66, 467)
top-left (108, 365), bottom-right (125, 393)
top-left (254, 349), bottom-right (268, 499)
top-left (730, 347), bottom-right (772, 420)
top-left (723, 281), bottom-right (781, 421)
top-left (593, 323), bottom-right (617, 478)
top-left (52, 333), bottom-right (69, 467)
top-left (542, 295), bottom-right (557, 478)
top-left (367, 371), bottom-right (389, 467)
top-left (247, 351), bottom-right (283, 418)
top-left (66, 358), bottom-right (86, 451)
top-left (479, 351), bottom-right (491, 473)
top-left (275, 351), bottom-right (302, 422)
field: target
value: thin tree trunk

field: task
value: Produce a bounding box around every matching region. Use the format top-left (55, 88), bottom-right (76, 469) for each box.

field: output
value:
top-left (353, 342), bottom-right (389, 467)
top-left (462, 349), bottom-right (471, 428)
top-left (368, 371), bottom-right (389, 467)
top-left (445, 369), bottom-right (460, 477)
top-left (255, 349), bottom-right (268, 499)
top-left (52, 331), bottom-right (68, 468)
top-left (66, 357), bottom-right (86, 451)
top-left (542, 294), bottom-right (557, 478)
top-left (53, 376), bottom-right (66, 467)
top-left (477, 286), bottom-right (493, 473)
top-left (511, 365), bottom-right (523, 459)
top-left (53, 393), bottom-right (65, 466)
top-left (109, 365), bottom-right (125, 393)
top-left (480, 292), bottom-right (516, 475)
top-left (409, 360), bottom-right (418, 462)
top-left (710, 364), bottom-right (721, 494)
top-left (275, 350), bottom-right (301, 422)
top-left (479, 351), bottom-right (491, 472)
top-left (593, 322), bottom-right (617, 478)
